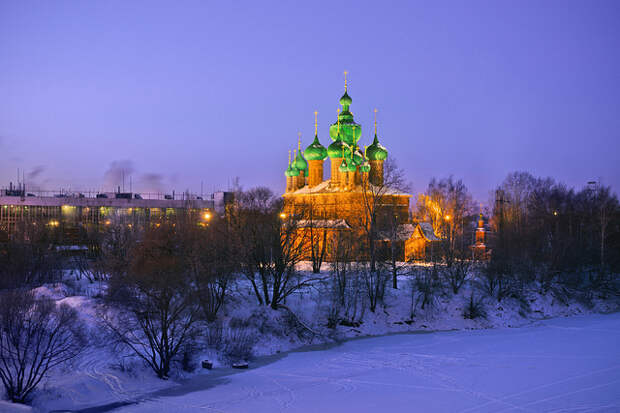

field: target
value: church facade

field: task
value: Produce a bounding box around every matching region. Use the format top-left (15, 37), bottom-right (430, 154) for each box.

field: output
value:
top-left (281, 75), bottom-right (436, 262)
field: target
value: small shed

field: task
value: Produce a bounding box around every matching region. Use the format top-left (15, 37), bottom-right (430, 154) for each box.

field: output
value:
top-left (404, 222), bottom-right (440, 261)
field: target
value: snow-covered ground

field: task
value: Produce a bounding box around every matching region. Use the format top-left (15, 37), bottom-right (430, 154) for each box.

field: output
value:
top-left (1, 267), bottom-right (618, 412)
top-left (114, 313), bottom-right (620, 413)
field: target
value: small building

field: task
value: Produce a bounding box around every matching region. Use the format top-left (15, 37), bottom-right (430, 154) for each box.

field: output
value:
top-left (471, 213), bottom-right (490, 260)
top-left (404, 222), bottom-right (441, 261)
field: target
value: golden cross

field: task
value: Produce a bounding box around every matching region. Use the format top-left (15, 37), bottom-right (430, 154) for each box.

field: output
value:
top-left (314, 111), bottom-right (318, 135)
top-left (298, 132), bottom-right (301, 150)
top-left (288, 150), bottom-right (291, 165)
top-left (337, 108), bottom-right (341, 133)
top-left (374, 108), bottom-right (378, 135)
top-left (344, 70), bottom-right (348, 91)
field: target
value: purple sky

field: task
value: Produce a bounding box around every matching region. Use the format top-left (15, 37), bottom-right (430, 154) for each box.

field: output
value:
top-left (1, 1), bottom-right (619, 202)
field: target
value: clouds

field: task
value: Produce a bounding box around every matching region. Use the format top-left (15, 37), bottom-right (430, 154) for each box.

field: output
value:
top-left (102, 160), bottom-right (171, 194)
top-left (138, 173), bottom-right (165, 194)
top-left (102, 160), bottom-right (135, 190)
top-left (27, 166), bottom-right (45, 180)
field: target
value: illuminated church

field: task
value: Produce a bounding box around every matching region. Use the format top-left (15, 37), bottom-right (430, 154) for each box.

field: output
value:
top-left (282, 73), bottom-right (437, 261)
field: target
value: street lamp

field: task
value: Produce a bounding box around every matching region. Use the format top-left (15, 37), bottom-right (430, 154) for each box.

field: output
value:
top-left (280, 213), bottom-right (287, 219)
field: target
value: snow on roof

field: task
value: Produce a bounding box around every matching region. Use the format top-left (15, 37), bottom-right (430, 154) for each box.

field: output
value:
top-left (295, 219), bottom-right (351, 229)
top-left (378, 222), bottom-right (441, 242)
top-left (418, 222), bottom-right (440, 241)
top-left (285, 180), bottom-right (410, 197)
top-left (378, 223), bottom-right (416, 241)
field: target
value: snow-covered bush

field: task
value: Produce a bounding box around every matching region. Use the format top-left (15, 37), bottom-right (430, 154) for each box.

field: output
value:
top-left (222, 328), bottom-right (256, 364)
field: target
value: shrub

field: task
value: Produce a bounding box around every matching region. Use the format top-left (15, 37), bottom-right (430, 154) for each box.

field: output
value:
top-left (222, 328), bottom-right (257, 364)
top-left (463, 293), bottom-right (487, 320)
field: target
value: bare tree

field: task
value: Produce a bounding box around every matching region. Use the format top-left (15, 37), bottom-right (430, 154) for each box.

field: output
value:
top-left (359, 158), bottom-right (409, 273)
top-left (0, 291), bottom-right (86, 403)
top-left (0, 221), bottom-right (63, 289)
top-left (360, 262), bottom-right (389, 313)
top-left (101, 224), bottom-right (200, 379)
top-left (182, 216), bottom-right (236, 322)
top-left (230, 187), bottom-right (319, 309)
top-left (305, 204), bottom-right (328, 274)
top-left (415, 176), bottom-right (474, 266)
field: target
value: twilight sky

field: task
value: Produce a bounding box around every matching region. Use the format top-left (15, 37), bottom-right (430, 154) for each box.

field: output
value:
top-left (1, 0), bottom-right (619, 202)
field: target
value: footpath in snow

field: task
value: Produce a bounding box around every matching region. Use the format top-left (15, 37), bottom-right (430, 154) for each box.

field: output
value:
top-left (109, 312), bottom-right (620, 413)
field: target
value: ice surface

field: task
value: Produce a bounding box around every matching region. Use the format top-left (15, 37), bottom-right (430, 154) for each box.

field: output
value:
top-left (112, 313), bottom-right (620, 413)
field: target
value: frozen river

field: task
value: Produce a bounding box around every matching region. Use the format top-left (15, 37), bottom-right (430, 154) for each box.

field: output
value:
top-left (114, 313), bottom-right (620, 413)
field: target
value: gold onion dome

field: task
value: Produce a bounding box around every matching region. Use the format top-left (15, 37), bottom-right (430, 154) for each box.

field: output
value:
top-left (304, 134), bottom-right (327, 160)
top-left (367, 134), bottom-right (388, 161)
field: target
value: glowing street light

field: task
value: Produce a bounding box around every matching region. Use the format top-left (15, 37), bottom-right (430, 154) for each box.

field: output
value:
top-left (204, 212), bottom-right (212, 220)
top-left (280, 213), bottom-right (287, 219)
top-left (444, 215), bottom-right (451, 221)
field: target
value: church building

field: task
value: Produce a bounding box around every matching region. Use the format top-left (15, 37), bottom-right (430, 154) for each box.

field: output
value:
top-left (282, 74), bottom-right (437, 261)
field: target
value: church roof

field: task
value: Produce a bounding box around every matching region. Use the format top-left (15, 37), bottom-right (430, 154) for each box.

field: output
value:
top-left (294, 219), bottom-right (351, 229)
top-left (283, 179), bottom-right (411, 197)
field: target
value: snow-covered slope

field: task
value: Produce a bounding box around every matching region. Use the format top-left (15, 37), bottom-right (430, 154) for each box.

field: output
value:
top-left (1, 268), bottom-right (617, 412)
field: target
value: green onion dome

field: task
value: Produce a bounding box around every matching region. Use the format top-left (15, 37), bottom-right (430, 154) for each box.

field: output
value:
top-left (352, 147), bottom-right (364, 165)
top-left (289, 164), bottom-right (300, 177)
top-left (293, 150), bottom-right (308, 171)
top-left (285, 164), bottom-right (294, 177)
top-left (347, 158), bottom-right (357, 172)
top-left (366, 134), bottom-right (388, 161)
top-left (327, 136), bottom-right (350, 159)
top-left (339, 91), bottom-right (352, 109)
top-left (360, 161), bottom-right (371, 173)
top-left (304, 135), bottom-right (328, 160)
top-left (338, 158), bottom-right (349, 173)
